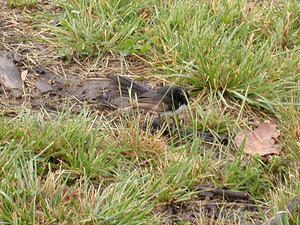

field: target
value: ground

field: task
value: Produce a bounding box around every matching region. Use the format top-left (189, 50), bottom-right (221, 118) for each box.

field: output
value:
top-left (0, 1), bottom-right (299, 225)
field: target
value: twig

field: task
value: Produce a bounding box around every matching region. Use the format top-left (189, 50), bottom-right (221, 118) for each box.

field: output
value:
top-left (192, 185), bottom-right (250, 200)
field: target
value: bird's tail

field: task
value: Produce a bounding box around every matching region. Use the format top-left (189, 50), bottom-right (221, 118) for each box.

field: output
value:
top-left (108, 75), bottom-right (150, 97)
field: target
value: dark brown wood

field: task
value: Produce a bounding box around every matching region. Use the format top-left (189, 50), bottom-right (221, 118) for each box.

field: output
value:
top-left (192, 185), bottom-right (249, 200)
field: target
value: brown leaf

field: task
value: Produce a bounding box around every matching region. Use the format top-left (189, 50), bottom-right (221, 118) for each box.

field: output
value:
top-left (62, 188), bottom-right (79, 202)
top-left (234, 122), bottom-right (281, 156)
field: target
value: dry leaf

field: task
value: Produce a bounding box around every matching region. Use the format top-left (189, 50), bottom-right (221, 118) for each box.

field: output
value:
top-left (21, 70), bottom-right (28, 82)
top-left (234, 122), bottom-right (281, 156)
top-left (62, 188), bottom-right (78, 202)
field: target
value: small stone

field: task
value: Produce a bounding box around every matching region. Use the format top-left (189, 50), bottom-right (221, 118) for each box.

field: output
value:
top-left (0, 51), bottom-right (22, 89)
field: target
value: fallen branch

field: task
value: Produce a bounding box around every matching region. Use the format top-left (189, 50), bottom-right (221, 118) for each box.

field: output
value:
top-left (192, 185), bottom-right (250, 201)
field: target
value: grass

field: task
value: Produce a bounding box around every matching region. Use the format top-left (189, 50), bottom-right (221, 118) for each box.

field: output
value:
top-left (1, 0), bottom-right (300, 224)
top-left (0, 102), bottom-right (299, 224)
top-left (8, 0), bottom-right (37, 7)
top-left (46, 0), bottom-right (300, 111)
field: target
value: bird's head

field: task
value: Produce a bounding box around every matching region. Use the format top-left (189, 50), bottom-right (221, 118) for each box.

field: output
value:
top-left (171, 86), bottom-right (193, 107)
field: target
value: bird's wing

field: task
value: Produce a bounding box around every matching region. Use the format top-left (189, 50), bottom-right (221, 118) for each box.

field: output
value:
top-left (135, 94), bottom-right (172, 112)
top-left (137, 87), bottom-right (174, 112)
top-left (139, 87), bottom-right (172, 102)
top-left (136, 101), bottom-right (171, 112)
top-left (108, 75), bottom-right (150, 96)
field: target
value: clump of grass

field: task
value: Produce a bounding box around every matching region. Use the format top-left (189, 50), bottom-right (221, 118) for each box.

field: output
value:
top-left (0, 108), bottom-right (159, 223)
top-left (49, 0), bottom-right (155, 58)
top-left (0, 108), bottom-right (117, 180)
top-left (189, 94), bottom-right (236, 135)
top-left (275, 102), bottom-right (300, 162)
top-left (152, 0), bottom-right (300, 111)
top-left (8, 0), bottom-right (37, 7)
top-left (111, 114), bottom-right (168, 165)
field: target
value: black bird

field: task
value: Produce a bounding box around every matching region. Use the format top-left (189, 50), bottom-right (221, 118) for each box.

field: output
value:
top-left (108, 75), bottom-right (192, 116)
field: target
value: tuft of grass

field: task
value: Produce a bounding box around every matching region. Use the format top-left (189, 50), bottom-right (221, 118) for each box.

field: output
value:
top-left (151, 0), bottom-right (300, 111)
top-left (48, 0), bottom-right (155, 58)
top-left (8, 0), bottom-right (37, 7)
